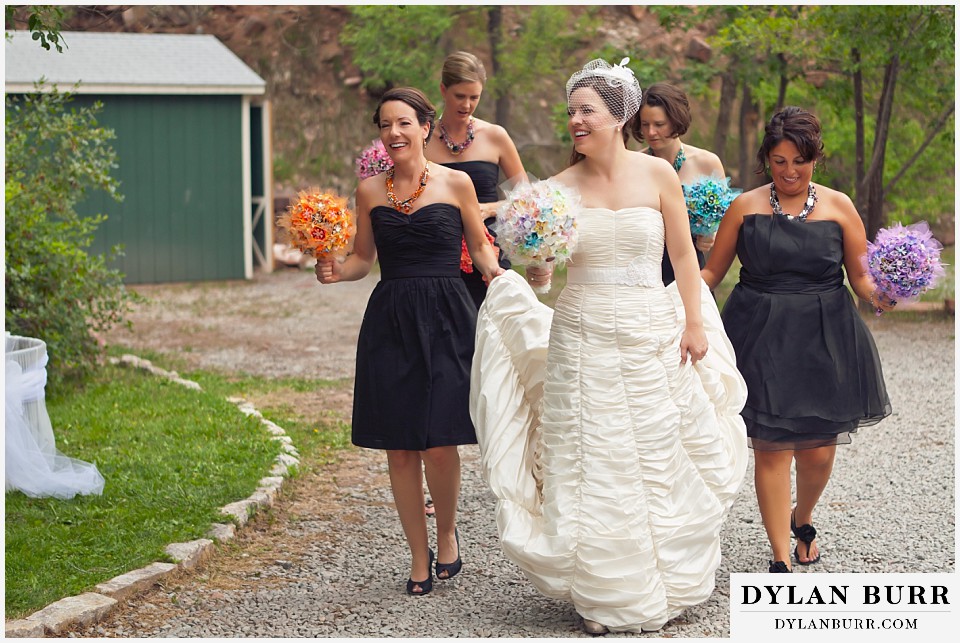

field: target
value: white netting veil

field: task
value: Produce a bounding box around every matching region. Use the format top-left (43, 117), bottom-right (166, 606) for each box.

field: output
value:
top-left (565, 57), bottom-right (642, 130)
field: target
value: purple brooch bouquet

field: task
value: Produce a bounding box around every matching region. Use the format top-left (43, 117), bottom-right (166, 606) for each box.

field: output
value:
top-left (863, 221), bottom-right (946, 314)
top-left (354, 139), bottom-right (393, 179)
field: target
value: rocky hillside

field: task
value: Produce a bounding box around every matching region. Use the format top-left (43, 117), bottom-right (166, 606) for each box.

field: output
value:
top-left (50, 5), bottom-right (717, 196)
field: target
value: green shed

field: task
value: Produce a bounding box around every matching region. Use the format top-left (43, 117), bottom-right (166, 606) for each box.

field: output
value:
top-left (4, 30), bottom-right (274, 283)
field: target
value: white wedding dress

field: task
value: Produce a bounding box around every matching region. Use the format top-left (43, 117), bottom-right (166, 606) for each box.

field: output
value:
top-left (470, 207), bottom-right (748, 632)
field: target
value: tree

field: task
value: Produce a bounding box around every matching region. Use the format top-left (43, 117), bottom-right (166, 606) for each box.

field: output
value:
top-left (5, 86), bottom-right (135, 392)
top-left (808, 5), bottom-right (955, 238)
top-left (651, 5), bottom-right (954, 235)
top-left (338, 5), bottom-right (590, 132)
top-left (5, 5), bottom-right (67, 51)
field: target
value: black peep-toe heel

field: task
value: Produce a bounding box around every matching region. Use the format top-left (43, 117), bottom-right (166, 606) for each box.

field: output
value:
top-left (435, 529), bottom-right (462, 580)
top-left (405, 549), bottom-right (434, 596)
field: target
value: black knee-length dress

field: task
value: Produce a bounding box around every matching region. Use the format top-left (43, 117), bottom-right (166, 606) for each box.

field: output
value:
top-left (720, 213), bottom-right (891, 451)
top-left (351, 202), bottom-right (478, 450)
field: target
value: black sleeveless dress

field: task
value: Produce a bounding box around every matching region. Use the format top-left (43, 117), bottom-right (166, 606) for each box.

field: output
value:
top-left (442, 160), bottom-right (512, 308)
top-left (720, 214), bottom-right (891, 450)
top-left (351, 203), bottom-right (478, 450)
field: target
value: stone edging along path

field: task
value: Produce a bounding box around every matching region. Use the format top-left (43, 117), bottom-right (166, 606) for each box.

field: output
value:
top-left (4, 355), bottom-right (300, 638)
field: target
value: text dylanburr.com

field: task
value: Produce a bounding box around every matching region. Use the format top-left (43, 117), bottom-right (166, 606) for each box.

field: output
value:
top-left (730, 573), bottom-right (957, 640)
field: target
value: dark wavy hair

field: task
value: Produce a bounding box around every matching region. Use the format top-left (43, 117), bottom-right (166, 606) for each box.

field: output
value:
top-left (755, 106), bottom-right (824, 174)
top-left (372, 87), bottom-right (437, 144)
top-left (631, 82), bottom-right (691, 143)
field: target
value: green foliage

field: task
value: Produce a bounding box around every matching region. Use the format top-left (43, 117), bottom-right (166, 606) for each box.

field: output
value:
top-left (4, 362), bottom-right (283, 618)
top-left (5, 86), bottom-right (135, 392)
top-left (648, 5), bottom-right (954, 228)
top-left (492, 6), bottom-right (592, 98)
top-left (339, 5), bottom-right (456, 94)
top-left (4, 5), bottom-right (67, 51)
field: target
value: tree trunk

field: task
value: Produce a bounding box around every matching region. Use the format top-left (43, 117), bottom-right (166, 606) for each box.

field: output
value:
top-left (852, 47), bottom-right (865, 210)
top-left (738, 82), bottom-right (761, 190)
top-left (775, 53), bottom-right (789, 112)
top-left (857, 55), bottom-right (900, 240)
top-left (487, 6), bottom-right (510, 127)
top-left (713, 67), bottom-right (738, 177)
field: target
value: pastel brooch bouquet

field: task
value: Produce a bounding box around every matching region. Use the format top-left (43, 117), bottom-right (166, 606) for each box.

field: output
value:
top-left (355, 139), bottom-right (393, 179)
top-left (277, 188), bottom-right (356, 258)
top-left (494, 178), bottom-right (580, 293)
top-left (682, 176), bottom-right (741, 236)
top-left (863, 221), bottom-right (946, 315)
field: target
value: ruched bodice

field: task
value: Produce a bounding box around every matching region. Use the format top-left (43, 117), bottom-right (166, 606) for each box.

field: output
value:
top-left (470, 205), bottom-right (748, 632)
top-left (568, 207), bottom-right (664, 269)
top-left (442, 160), bottom-right (499, 204)
top-left (352, 202), bottom-right (478, 450)
top-left (722, 213), bottom-right (890, 449)
top-left (371, 203), bottom-right (463, 279)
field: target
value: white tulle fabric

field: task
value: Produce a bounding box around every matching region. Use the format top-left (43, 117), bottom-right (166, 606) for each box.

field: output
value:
top-left (470, 207), bottom-right (748, 632)
top-left (5, 335), bottom-right (105, 499)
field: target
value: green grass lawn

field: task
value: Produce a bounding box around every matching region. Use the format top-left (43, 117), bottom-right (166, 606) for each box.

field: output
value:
top-left (4, 361), bottom-right (286, 618)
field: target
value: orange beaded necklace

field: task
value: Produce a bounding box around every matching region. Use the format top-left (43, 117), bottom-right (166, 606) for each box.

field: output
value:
top-left (386, 163), bottom-right (430, 214)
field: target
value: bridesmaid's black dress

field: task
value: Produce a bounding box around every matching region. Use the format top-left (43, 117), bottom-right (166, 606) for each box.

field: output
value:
top-left (442, 160), bottom-right (511, 308)
top-left (720, 214), bottom-right (891, 450)
top-left (351, 203), bottom-right (478, 450)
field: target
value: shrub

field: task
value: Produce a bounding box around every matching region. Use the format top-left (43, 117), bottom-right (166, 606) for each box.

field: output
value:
top-left (4, 85), bottom-right (135, 392)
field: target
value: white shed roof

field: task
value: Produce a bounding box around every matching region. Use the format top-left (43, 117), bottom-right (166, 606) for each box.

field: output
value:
top-left (4, 30), bottom-right (266, 95)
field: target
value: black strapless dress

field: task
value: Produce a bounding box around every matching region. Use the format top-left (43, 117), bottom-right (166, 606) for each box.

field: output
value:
top-left (352, 203), bottom-right (478, 450)
top-left (720, 214), bottom-right (891, 450)
top-left (442, 160), bottom-right (512, 308)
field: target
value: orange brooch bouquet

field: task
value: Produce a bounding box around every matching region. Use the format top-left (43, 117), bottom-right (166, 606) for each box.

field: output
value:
top-left (277, 189), bottom-right (356, 258)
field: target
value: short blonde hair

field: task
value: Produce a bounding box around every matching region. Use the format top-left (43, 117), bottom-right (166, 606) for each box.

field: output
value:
top-left (441, 51), bottom-right (487, 88)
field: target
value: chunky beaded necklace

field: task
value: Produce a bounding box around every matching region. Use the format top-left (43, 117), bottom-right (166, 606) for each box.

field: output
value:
top-left (386, 164), bottom-right (430, 214)
top-left (770, 182), bottom-right (817, 222)
top-left (438, 117), bottom-right (476, 155)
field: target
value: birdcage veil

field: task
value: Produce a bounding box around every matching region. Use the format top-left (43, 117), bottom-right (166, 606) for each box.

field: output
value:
top-left (565, 58), bottom-right (642, 130)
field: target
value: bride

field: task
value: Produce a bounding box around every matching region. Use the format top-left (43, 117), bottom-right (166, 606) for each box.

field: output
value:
top-left (470, 59), bottom-right (748, 633)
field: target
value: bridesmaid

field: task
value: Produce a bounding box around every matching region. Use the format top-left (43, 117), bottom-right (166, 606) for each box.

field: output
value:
top-left (702, 106), bottom-right (892, 572)
top-left (316, 87), bottom-right (503, 595)
top-left (631, 82), bottom-right (730, 285)
top-left (426, 51), bottom-right (526, 308)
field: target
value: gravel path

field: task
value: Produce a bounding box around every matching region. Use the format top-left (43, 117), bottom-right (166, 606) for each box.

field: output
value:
top-left (76, 269), bottom-right (955, 638)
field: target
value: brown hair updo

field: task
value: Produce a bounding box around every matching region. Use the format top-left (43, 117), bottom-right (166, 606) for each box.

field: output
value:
top-left (755, 106), bottom-right (824, 174)
top-left (441, 51), bottom-right (487, 88)
top-left (372, 87), bottom-right (437, 144)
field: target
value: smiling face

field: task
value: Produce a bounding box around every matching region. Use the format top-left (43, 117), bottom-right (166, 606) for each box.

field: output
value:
top-left (637, 105), bottom-right (676, 153)
top-left (568, 86), bottom-right (619, 152)
top-left (440, 81), bottom-right (483, 122)
top-left (768, 139), bottom-right (814, 198)
top-left (378, 100), bottom-right (430, 162)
